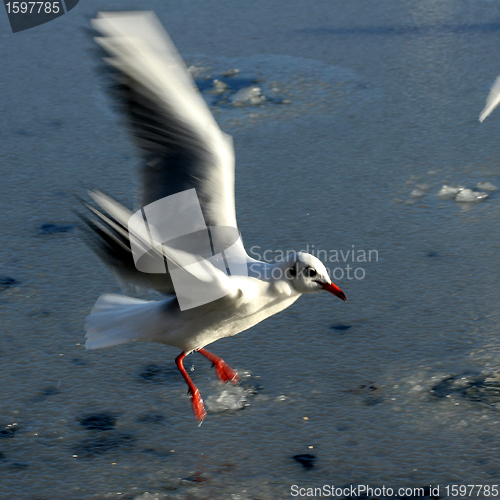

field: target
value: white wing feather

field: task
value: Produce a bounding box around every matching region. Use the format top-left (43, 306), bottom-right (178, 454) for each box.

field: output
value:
top-left (480, 75), bottom-right (500, 122)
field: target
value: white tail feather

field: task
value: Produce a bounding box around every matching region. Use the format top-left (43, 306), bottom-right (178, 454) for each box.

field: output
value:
top-left (85, 294), bottom-right (166, 349)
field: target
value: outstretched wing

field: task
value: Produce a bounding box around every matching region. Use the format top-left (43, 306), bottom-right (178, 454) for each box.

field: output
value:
top-left (80, 12), bottom-right (253, 297)
top-left (92, 11), bottom-right (237, 228)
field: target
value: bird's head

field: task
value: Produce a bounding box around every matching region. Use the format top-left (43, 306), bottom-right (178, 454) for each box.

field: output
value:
top-left (282, 252), bottom-right (347, 301)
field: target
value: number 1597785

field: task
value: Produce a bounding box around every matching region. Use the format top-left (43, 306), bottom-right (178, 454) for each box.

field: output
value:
top-left (5, 2), bottom-right (60, 14)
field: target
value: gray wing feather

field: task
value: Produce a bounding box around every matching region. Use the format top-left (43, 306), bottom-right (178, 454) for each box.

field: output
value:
top-left (92, 11), bottom-right (237, 228)
top-left (81, 12), bottom-right (245, 294)
top-left (77, 191), bottom-right (176, 295)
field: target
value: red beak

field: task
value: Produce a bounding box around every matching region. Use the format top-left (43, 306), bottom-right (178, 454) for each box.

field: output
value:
top-left (314, 281), bottom-right (347, 302)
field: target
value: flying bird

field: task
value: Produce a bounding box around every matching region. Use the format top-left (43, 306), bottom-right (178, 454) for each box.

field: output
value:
top-left (81, 11), bottom-right (347, 421)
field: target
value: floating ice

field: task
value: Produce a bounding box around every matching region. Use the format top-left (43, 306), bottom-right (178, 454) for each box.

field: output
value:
top-left (230, 86), bottom-right (266, 107)
top-left (455, 188), bottom-right (488, 203)
top-left (438, 185), bottom-right (462, 199)
top-left (134, 493), bottom-right (168, 500)
top-left (187, 64), bottom-right (208, 78)
top-left (431, 371), bottom-right (500, 407)
top-left (186, 54), bottom-right (369, 126)
top-left (438, 185), bottom-right (489, 203)
top-left (221, 68), bottom-right (240, 77)
top-left (208, 79), bottom-right (229, 95)
top-left (205, 386), bottom-right (248, 412)
top-left (477, 181), bottom-right (498, 192)
top-left (204, 372), bottom-right (263, 412)
top-left (410, 188), bottom-right (426, 198)
top-left (409, 183), bottom-right (431, 199)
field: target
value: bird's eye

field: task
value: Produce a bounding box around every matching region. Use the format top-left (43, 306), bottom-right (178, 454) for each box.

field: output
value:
top-left (307, 268), bottom-right (317, 278)
top-left (289, 266), bottom-right (297, 277)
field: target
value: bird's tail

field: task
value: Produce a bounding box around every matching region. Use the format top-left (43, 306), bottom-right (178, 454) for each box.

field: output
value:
top-left (85, 294), bottom-right (166, 350)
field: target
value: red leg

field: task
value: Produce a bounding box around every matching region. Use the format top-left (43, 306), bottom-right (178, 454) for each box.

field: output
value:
top-left (175, 352), bottom-right (207, 422)
top-left (197, 348), bottom-right (240, 385)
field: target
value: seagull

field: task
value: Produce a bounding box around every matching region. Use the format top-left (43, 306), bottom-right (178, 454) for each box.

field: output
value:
top-left (81, 11), bottom-right (347, 421)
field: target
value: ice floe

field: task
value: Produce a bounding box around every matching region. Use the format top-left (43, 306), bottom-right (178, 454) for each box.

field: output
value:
top-left (437, 185), bottom-right (463, 200)
top-left (229, 86), bottom-right (266, 107)
top-left (438, 185), bottom-right (489, 203)
top-left (185, 54), bottom-right (370, 126)
top-left (410, 183), bottom-right (431, 198)
top-left (455, 188), bottom-right (488, 203)
top-left (476, 181), bottom-right (498, 192)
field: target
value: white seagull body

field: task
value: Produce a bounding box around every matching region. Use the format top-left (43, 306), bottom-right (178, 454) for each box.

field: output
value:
top-left (82, 11), bottom-right (346, 421)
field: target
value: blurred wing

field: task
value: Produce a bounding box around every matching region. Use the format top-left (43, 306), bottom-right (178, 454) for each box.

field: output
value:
top-left (92, 11), bottom-right (237, 228)
top-left (77, 190), bottom-right (175, 294)
top-left (79, 190), bottom-right (247, 301)
top-left (480, 75), bottom-right (500, 122)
